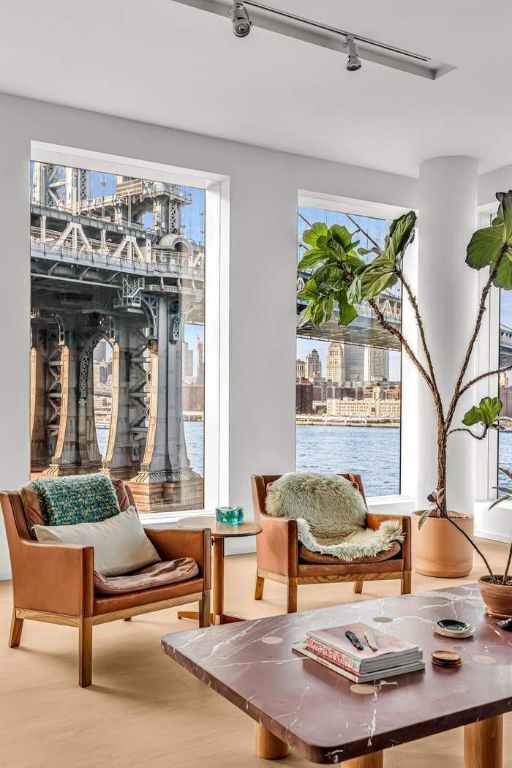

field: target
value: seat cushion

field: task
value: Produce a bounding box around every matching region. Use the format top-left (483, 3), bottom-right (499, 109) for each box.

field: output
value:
top-left (94, 576), bottom-right (205, 615)
top-left (299, 540), bottom-right (401, 565)
top-left (93, 557), bottom-right (199, 595)
top-left (33, 506), bottom-right (161, 576)
top-left (21, 478), bottom-right (129, 537)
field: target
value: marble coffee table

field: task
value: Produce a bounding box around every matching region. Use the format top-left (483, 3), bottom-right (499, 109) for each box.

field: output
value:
top-left (162, 585), bottom-right (511, 766)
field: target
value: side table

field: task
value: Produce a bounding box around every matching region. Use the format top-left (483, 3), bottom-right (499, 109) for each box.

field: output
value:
top-left (177, 515), bottom-right (262, 625)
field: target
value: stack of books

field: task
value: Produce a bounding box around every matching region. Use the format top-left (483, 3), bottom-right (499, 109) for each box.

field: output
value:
top-left (293, 622), bottom-right (425, 683)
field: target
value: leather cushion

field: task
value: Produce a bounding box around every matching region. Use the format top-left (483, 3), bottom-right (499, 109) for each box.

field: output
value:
top-left (21, 478), bottom-right (130, 538)
top-left (94, 557), bottom-right (199, 595)
top-left (299, 540), bottom-right (401, 565)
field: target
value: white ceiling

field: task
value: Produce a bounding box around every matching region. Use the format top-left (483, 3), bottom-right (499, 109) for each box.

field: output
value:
top-left (0, 0), bottom-right (510, 177)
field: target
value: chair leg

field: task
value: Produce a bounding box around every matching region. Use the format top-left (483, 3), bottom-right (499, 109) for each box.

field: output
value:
top-left (124, 617), bottom-right (132, 622)
top-left (199, 590), bottom-right (211, 628)
top-left (78, 618), bottom-right (93, 688)
top-left (354, 581), bottom-right (364, 594)
top-left (287, 580), bottom-right (298, 614)
top-left (254, 572), bottom-right (265, 600)
top-left (8, 609), bottom-right (23, 648)
top-left (401, 571), bottom-right (412, 595)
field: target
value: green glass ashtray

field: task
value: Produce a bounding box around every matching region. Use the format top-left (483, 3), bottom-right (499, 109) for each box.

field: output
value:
top-left (216, 506), bottom-right (244, 525)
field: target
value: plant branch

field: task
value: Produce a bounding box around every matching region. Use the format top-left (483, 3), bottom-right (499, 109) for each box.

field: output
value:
top-left (458, 363), bottom-right (512, 399)
top-left (448, 426), bottom-right (489, 440)
top-left (504, 543), bottom-right (512, 582)
top-left (440, 510), bottom-right (496, 579)
top-left (368, 298), bottom-right (436, 397)
top-left (445, 251), bottom-right (506, 430)
top-left (396, 265), bottom-right (444, 417)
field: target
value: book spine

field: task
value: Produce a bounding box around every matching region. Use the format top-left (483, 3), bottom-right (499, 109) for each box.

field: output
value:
top-left (306, 639), bottom-right (362, 673)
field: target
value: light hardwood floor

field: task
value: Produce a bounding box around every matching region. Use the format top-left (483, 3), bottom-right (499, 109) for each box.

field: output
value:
top-left (0, 541), bottom-right (511, 768)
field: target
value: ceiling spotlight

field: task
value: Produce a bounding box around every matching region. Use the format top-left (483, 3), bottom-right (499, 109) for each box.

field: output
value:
top-left (345, 34), bottom-right (362, 72)
top-left (231, 2), bottom-right (252, 38)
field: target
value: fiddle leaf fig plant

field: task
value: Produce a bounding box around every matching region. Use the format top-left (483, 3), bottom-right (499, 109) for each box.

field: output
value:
top-left (298, 191), bottom-right (512, 584)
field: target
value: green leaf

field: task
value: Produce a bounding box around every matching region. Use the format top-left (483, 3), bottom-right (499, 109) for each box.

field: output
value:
top-left (298, 278), bottom-right (319, 301)
top-left (462, 397), bottom-right (502, 427)
top-left (466, 224), bottom-right (505, 269)
top-left (302, 222), bottom-right (328, 247)
top-left (498, 191), bottom-right (512, 240)
top-left (494, 251), bottom-right (512, 289)
top-left (298, 248), bottom-right (330, 271)
top-left (489, 493), bottom-right (512, 510)
top-left (336, 289), bottom-right (358, 326)
top-left (418, 509), bottom-right (431, 529)
top-left (330, 224), bottom-right (353, 251)
top-left (388, 211), bottom-right (416, 258)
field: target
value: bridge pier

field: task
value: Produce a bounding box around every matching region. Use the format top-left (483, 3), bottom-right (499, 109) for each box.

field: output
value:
top-left (102, 325), bottom-right (134, 479)
top-left (129, 296), bottom-right (202, 512)
top-left (30, 334), bottom-right (48, 470)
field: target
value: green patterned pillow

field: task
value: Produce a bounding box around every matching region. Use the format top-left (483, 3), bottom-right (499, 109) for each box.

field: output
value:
top-left (30, 474), bottom-right (120, 526)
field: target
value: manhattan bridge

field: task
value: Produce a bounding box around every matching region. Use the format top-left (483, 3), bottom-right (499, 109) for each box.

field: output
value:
top-left (30, 163), bottom-right (204, 511)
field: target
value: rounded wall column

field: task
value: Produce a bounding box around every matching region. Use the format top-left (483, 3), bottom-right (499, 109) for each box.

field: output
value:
top-left (416, 157), bottom-right (479, 513)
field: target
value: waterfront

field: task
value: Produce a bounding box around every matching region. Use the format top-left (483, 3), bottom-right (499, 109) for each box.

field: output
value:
top-left (98, 422), bottom-right (512, 499)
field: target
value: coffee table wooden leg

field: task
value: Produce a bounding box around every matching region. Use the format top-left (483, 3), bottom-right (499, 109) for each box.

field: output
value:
top-left (342, 753), bottom-right (383, 767)
top-left (212, 537), bottom-right (224, 620)
top-left (464, 714), bottom-right (503, 768)
top-left (254, 724), bottom-right (289, 760)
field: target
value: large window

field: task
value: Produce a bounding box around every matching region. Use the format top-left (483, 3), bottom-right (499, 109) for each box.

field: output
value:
top-left (30, 159), bottom-right (205, 513)
top-left (498, 291), bottom-right (512, 481)
top-left (296, 205), bottom-right (401, 496)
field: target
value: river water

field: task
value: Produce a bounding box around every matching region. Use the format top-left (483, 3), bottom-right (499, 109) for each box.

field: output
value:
top-left (97, 423), bottom-right (512, 498)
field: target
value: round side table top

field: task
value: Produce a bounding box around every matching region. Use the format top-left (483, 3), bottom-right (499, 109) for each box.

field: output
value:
top-left (177, 515), bottom-right (262, 539)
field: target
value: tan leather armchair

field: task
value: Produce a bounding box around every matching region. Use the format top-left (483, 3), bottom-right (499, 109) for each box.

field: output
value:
top-left (0, 482), bottom-right (211, 687)
top-left (252, 473), bottom-right (411, 613)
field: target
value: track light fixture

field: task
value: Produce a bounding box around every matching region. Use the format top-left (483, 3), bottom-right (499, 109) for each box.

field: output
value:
top-left (345, 34), bottom-right (362, 72)
top-left (231, 2), bottom-right (252, 38)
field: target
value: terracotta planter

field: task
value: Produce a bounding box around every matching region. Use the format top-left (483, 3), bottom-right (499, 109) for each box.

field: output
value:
top-left (413, 511), bottom-right (474, 578)
top-left (479, 576), bottom-right (512, 618)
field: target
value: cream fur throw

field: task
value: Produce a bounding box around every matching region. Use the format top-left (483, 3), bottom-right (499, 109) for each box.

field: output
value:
top-left (265, 472), bottom-right (403, 561)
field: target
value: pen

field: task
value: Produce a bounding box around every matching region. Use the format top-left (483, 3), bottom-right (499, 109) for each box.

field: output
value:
top-left (364, 631), bottom-right (379, 652)
top-left (345, 630), bottom-right (364, 651)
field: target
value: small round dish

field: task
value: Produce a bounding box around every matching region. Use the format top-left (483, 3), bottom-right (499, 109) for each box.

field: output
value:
top-left (433, 619), bottom-right (475, 639)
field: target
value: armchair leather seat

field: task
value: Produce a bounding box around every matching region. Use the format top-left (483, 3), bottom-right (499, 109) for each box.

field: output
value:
top-left (252, 473), bottom-right (412, 613)
top-left (0, 480), bottom-right (212, 687)
top-left (298, 540), bottom-right (401, 565)
top-left (94, 576), bottom-right (205, 615)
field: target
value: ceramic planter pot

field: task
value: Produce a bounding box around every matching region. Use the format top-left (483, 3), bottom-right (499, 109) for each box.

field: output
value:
top-left (413, 511), bottom-right (474, 578)
top-left (479, 576), bottom-right (512, 618)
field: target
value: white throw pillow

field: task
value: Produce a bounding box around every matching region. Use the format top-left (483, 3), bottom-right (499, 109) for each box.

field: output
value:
top-left (33, 506), bottom-right (161, 576)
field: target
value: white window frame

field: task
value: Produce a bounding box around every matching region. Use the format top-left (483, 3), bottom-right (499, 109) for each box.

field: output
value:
top-left (297, 190), bottom-right (416, 512)
top-left (31, 141), bottom-right (230, 523)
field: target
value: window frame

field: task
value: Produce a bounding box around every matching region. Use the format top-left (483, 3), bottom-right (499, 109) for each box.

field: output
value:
top-left (31, 141), bottom-right (230, 522)
top-left (296, 191), bottom-right (414, 506)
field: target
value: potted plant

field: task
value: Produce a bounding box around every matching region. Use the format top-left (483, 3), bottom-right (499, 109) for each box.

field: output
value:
top-left (298, 191), bottom-right (512, 585)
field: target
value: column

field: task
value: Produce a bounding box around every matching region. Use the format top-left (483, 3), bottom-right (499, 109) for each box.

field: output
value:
top-left (416, 157), bottom-right (479, 513)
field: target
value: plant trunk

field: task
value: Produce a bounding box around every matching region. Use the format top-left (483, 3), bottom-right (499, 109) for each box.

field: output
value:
top-left (436, 423), bottom-right (448, 516)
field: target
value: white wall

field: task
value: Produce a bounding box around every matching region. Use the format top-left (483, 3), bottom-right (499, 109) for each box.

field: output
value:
top-left (0, 92), bottom-right (418, 578)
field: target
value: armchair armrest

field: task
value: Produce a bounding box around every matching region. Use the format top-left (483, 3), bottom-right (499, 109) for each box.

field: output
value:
top-left (256, 514), bottom-right (299, 578)
top-left (366, 512), bottom-right (412, 570)
top-left (144, 528), bottom-right (211, 589)
top-left (12, 539), bottom-right (94, 617)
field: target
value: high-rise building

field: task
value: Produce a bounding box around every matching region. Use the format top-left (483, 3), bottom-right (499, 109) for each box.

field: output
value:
top-left (364, 347), bottom-right (389, 382)
top-left (343, 343), bottom-right (364, 383)
top-left (296, 381), bottom-right (313, 413)
top-left (183, 341), bottom-right (194, 380)
top-left (296, 358), bottom-right (306, 379)
top-left (196, 338), bottom-right (205, 385)
top-left (326, 341), bottom-right (345, 384)
top-left (306, 348), bottom-right (321, 380)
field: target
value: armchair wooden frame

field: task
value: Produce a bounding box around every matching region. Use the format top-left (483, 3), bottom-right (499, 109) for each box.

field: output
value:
top-left (1, 484), bottom-right (211, 687)
top-left (252, 473), bottom-right (412, 614)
